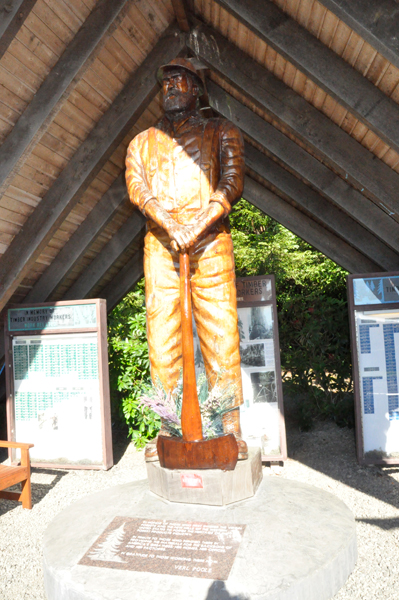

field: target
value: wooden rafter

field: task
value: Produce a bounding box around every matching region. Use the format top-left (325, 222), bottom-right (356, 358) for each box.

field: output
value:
top-left (187, 25), bottom-right (399, 217)
top-left (0, 0), bottom-right (37, 61)
top-left (245, 143), bottom-right (399, 271)
top-left (99, 248), bottom-right (144, 312)
top-left (0, 0), bottom-right (130, 195)
top-left (64, 215), bottom-right (146, 300)
top-left (25, 174), bottom-right (129, 304)
top-left (208, 81), bottom-right (399, 255)
top-left (171, 0), bottom-right (190, 32)
top-left (215, 0), bottom-right (399, 155)
top-left (320, 0), bottom-right (399, 70)
top-left (243, 176), bottom-right (381, 274)
top-left (0, 25), bottom-right (184, 313)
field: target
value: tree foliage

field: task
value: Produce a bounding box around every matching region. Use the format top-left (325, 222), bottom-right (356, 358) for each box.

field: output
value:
top-left (230, 199), bottom-right (347, 299)
top-left (230, 199), bottom-right (353, 430)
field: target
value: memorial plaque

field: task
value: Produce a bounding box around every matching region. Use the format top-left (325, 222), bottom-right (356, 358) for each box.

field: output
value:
top-left (5, 299), bottom-right (113, 470)
top-left (80, 517), bottom-right (245, 580)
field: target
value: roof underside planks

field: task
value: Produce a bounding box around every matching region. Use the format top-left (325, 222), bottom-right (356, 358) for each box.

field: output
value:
top-left (0, 0), bottom-right (398, 329)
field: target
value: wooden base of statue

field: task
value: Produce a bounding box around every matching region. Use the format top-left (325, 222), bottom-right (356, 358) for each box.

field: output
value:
top-left (157, 433), bottom-right (238, 471)
top-left (161, 251), bottom-right (238, 472)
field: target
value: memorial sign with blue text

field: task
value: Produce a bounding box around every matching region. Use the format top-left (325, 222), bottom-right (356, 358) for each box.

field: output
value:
top-left (4, 299), bottom-right (113, 469)
top-left (348, 272), bottom-right (399, 464)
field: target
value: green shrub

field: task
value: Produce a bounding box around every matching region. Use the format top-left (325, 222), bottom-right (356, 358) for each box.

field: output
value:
top-left (278, 294), bottom-right (354, 430)
top-left (107, 280), bottom-right (160, 447)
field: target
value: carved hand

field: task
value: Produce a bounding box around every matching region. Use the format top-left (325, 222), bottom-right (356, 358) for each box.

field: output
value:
top-left (144, 198), bottom-right (194, 251)
top-left (185, 202), bottom-right (226, 243)
top-left (144, 199), bottom-right (226, 252)
top-left (167, 220), bottom-right (197, 252)
top-left (169, 201), bottom-right (226, 251)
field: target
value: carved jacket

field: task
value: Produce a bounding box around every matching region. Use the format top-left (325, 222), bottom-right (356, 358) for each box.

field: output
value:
top-left (125, 111), bottom-right (245, 226)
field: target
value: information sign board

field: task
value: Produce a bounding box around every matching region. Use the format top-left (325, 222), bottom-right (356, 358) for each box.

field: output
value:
top-left (193, 275), bottom-right (286, 462)
top-left (348, 272), bottom-right (399, 465)
top-left (236, 275), bottom-right (286, 461)
top-left (5, 299), bottom-right (113, 469)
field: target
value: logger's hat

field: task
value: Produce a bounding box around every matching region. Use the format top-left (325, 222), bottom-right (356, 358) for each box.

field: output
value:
top-left (157, 57), bottom-right (205, 96)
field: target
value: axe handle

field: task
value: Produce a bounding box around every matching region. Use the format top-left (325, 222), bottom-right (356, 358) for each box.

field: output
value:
top-left (179, 251), bottom-right (203, 441)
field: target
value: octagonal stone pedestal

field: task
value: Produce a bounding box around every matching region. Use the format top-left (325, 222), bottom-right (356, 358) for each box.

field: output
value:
top-left (43, 476), bottom-right (357, 600)
top-left (146, 447), bottom-right (262, 505)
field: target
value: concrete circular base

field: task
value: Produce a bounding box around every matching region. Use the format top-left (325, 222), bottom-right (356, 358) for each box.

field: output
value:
top-left (43, 478), bottom-right (357, 600)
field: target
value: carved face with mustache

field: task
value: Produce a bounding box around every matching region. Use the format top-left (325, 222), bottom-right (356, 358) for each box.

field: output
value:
top-left (162, 67), bottom-right (199, 115)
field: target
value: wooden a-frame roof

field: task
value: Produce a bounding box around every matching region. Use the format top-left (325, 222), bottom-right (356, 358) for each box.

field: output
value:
top-left (1, 0), bottom-right (399, 344)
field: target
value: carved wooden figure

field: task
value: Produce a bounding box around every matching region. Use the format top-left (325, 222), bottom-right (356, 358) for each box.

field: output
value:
top-left (125, 58), bottom-right (248, 466)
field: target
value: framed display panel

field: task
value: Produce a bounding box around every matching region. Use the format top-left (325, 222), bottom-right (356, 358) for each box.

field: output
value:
top-left (348, 272), bottom-right (399, 465)
top-left (193, 275), bottom-right (287, 462)
top-left (236, 275), bottom-right (287, 462)
top-left (4, 299), bottom-right (113, 470)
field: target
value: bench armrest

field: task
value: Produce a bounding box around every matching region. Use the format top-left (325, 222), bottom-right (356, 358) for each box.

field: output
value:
top-left (0, 441), bottom-right (34, 450)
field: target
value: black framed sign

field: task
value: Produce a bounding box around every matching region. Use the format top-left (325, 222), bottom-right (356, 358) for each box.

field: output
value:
top-left (235, 275), bottom-right (287, 462)
top-left (348, 272), bottom-right (399, 465)
top-left (193, 276), bottom-right (287, 461)
top-left (5, 299), bottom-right (113, 470)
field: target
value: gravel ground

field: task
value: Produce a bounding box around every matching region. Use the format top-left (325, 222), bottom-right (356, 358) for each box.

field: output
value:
top-left (1, 421), bottom-right (399, 599)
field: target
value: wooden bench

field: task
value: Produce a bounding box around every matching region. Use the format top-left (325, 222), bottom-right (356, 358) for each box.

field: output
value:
top-left (0, 441), bottom-right (34, 509)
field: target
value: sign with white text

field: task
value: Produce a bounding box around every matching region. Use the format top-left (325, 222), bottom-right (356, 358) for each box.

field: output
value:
top-left (80, 517), bottom-right (245, 580)
top-left (8, 303), bottom-right (97, 332)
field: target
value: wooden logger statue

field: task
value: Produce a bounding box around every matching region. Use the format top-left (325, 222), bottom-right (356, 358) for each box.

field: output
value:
top-left (125, 58), bottom-right (247, 469)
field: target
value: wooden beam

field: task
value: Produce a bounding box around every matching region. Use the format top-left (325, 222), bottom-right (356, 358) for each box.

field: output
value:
top-left (171, 0), bottom-right (190, 32)
top-left (187, 25), bottom-right (399, 217)
top-left (99, 248), bottom-right (144, 312)
top-left (0, 0), bottom-right (37, 60)
top-left (245, 143), bottom-right (399, 271)
top-left (320, 0), bottom-right (399, 71)
top-left (25, 174), bottom-right (128, 304)
top-left (0, 25), bottom-right (184, 312)
top-left (215, 0), bottom-right (399, 155)
top-left (208, 81), bottom-right (399, 254)
top-left (243, 176), bottom-right (382, 274)
top-left (0, 369), bottom-right (5, 405)
top-left (185, 0), bottom-right (196, 13)
top-left (0, 0), bottom-right (130, 195)
top-left (64, 214), bottom-right (146, 300)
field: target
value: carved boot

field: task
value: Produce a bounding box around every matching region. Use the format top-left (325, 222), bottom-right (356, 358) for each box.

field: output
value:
top-left (222, 408), bottom-right (248, 460)
top-left (144, 438), bottom-right (159, 462)
top-left (144, 426), bottom-right (172, 462)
